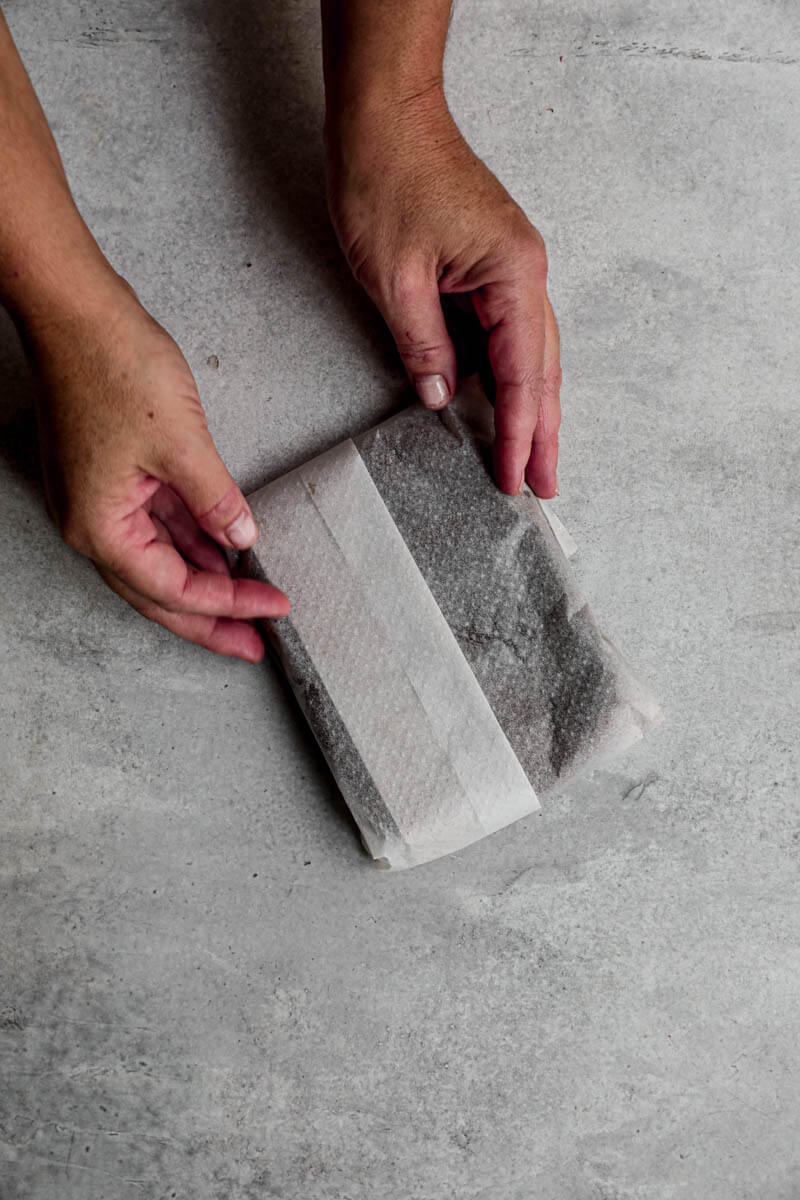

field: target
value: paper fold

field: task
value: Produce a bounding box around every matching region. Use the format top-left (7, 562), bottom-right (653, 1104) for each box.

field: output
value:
top-left (245, 438), bottom-right (538, 869)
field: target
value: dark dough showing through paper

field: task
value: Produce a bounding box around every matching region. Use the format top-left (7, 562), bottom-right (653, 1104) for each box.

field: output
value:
top-left (355, 404), bottom-right (620, 794)
top-left (244, 557), bottom-right (400, 847)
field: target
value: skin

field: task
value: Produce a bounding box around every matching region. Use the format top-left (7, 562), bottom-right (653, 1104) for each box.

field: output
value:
top-left (0, 11), bottom-right (287, 663)
top-left (321, 0), bottom-right (562, 497)
top-left (0, 2), bottom-right (561, 662)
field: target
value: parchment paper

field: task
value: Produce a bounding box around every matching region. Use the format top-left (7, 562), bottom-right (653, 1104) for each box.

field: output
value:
top-left (243, 379), bottom-right (662, 869)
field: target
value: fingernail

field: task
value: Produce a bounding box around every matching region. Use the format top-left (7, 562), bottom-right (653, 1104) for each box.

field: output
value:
top-left (226, 510), bottom-right (259, 549)
top-left (416, 374), bottom-right (450, 410)
top-left (517, 474), bottom-right (525, 495)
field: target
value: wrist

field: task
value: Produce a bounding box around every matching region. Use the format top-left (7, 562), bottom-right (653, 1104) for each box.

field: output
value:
top-left (1, 202), bottom-right (122, 340)
top-left (324, 79), bottom-right (451, 171)
top-left (321, 0), bottom-right (451, 159)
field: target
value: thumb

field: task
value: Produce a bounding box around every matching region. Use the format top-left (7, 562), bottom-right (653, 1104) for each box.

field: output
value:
top-left (375, 268), bottom-right (458, 410)
top-left (156, 432), bottom-right (259, 552)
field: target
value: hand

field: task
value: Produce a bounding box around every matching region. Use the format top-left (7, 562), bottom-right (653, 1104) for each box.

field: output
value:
top-left (25, 274), bottom-right (289, 662)
top-left (325, 90), bottom-right (562, 497)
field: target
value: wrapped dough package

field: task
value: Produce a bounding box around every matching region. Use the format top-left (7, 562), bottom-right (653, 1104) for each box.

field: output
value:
top-left (242, 380), bottom-right (662, 869)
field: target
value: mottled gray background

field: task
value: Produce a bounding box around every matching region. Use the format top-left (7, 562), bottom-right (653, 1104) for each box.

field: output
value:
top-left (1, 2), bottom-right (799, 1197)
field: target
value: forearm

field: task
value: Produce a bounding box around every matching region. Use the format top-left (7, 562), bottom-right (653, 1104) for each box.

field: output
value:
top-left (0, 10), bottom-right (110, 327)
top-left (321, 0), bottom-right (452, 135)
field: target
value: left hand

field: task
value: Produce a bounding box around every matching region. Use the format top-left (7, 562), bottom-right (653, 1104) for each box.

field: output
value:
top-left (325, 88), bottom-right (562, 498)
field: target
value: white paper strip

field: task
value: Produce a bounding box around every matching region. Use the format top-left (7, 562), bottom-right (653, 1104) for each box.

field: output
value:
top-left (538, 498), bottom-right (578, 559)
top-left (249, 440), bottom-right (539, 868)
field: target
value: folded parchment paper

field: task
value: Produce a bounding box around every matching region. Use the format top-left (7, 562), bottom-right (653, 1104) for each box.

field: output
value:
top-left (242, 379), bottom-right (662, 869)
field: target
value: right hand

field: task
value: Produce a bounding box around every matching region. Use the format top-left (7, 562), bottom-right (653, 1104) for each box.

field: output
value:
top-left (25, 274), bottom-right (288, 662)
top-left (325, 90), bottom-right (561, 498)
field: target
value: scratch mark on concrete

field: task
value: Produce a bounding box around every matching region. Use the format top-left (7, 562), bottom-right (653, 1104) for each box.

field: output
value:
top-left (76, 28), bottom-right (168, 47)
top-left (734, 610), bottom-right (799, 634)
top-left (503, 865), bottom-right (539, 891)
top-left (497, 858), bottom-right (583, 894)
top-left (511, 40), bottom-right (799, 66)
top-left (50, 1016), bottom-right (155, 1032)
top-left (64, 1129), bottom-right (75, 1176)
top-left (622, 771), bottom-right (660, 803)
top-left (18, 1142), bottom-right (150, 1187)
top-left (602, 40), bottom-right (799, 65)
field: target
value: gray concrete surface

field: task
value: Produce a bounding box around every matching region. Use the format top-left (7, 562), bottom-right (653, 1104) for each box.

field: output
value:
top-left (1, 1), bottom-right (798, 1196)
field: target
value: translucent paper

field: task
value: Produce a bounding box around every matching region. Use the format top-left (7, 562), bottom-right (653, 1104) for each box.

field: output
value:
top-left (243, 379), bottom-right (662, 869)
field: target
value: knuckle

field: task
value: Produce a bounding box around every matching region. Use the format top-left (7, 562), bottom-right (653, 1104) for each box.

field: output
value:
top-left (394, 335), bottom-right (447, 366)
top-left (496, 404), bottom-right (538, 442)
top-left (497, 365), bottom-right (545, 394)
top-left (155, 578), bottom-right (188, 614)
top-left (527, 241), bottom-right (548, 283)
top-left (195, 483), bottom-right (241, 528)
top-left (384, 264), bottom-right (426, 310)
top-left (543, 362), bottom-right (563, 400)
top-left (159, 435), bottom-right (199, 472)
top-left (536, 413), bottom-right (560, 442)
top-left (547, 405), bottom-right (563, 434)
top-left (511, 226), bottom-right (547, 282)
top-left (156, 561), bottom-right (199, 613)
top-left (157, 413), bottom-right (213, 466)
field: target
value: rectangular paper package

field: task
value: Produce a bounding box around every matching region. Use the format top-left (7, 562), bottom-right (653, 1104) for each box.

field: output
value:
top-left (241, 379), bottom-right (662, 869)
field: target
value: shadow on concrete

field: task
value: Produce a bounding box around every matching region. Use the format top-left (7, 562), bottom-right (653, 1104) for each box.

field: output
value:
top-left (0, 312), bottom-right (44, 505)
top-left (0, 0), bottom-right (400, 505)
top-left (0, 0), bottom-right (494, 495)
top-left (259, 632), bottom-right (366, 855)
top-left (187, 0), bottom-right (492, 411)
top-left (190, 0), bottom-right (396, 376)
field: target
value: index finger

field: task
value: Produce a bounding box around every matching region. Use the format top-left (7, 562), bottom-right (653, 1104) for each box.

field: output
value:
top-left (474, 283), bottom-right (547, 495)
top-left (525, 295), bottom-right (562, 498)
top-left (100, 508), bottom-right (290, 618)
top-left (97, 562), bottom-right (268, 663)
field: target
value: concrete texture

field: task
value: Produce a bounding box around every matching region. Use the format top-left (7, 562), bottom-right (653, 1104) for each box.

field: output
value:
top-left (0, 0), bottom-right (798, 1196)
